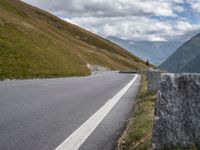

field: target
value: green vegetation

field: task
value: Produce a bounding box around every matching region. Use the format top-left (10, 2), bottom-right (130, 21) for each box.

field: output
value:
top-left (117, 75), bottom-right (156, 150)
top-left (0, 0), bottom-right (148, 80)
top-left (146, 60), bottom-right (149, 66)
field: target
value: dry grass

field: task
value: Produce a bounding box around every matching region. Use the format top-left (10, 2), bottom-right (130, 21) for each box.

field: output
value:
top-left (0, 0), bottom-right (148, 80)
top-left (117, 75), bottom-right (156, 150)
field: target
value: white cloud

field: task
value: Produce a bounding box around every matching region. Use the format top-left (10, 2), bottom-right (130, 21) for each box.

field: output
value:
top-left (174, 6), bottom-right (185, 13)
top-left (22, 0), bottom-right (200, 42)
top-left (22, 0), bottom-right (180, 17)
top-left (193, 2), bottom-right (200, 13)
top-left (186, 0), bottom-right (200, 13)
top-left (62, 16), bottom-right (200, 42)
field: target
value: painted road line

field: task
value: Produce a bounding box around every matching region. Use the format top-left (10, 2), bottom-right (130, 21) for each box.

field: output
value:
top-left (40, 76), bottom-right (97, 86)
top-left (55, 74), bottom-right (138, 150)
top-left (41, 81), bottom-right (71, 86)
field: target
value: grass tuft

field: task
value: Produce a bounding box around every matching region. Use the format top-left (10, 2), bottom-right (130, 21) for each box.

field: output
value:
top-left (117, 75), bottom-right (156, 150)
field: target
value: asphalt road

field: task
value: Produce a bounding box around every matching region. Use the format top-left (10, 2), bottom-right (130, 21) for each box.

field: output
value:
top-left (0, 71), bottom-right (140, 150)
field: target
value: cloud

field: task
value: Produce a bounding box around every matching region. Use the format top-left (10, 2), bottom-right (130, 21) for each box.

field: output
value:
top-left (186, 0), bottom-right (200, 13)
top-left (63, 16), bottom-right (200, 42)
top-left (22, 0), bottom-right (200, 42)
top-left (22, 0), bottom-right (178, 17)
top-left (192, 3), bottom-right (200, 13)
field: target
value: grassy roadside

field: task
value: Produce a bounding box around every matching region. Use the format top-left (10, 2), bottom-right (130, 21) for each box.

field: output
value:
top-left (117, 75), bottom-right (156, 150)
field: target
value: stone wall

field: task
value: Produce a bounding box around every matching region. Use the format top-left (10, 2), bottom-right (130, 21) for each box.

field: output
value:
top-left (152, 73), bottom-right (200, 149)
top-left (145, 69), bottom-right (163, 92)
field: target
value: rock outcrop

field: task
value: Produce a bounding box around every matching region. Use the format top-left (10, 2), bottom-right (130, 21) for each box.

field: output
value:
top-left (87, 64), bottom-right (111, 72)
top-left (152, 73), bottom-right (200, 149)
top-left (146, 69), bottom-right (164, 92)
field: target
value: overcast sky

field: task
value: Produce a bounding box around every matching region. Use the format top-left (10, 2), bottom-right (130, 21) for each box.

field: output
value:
top-left (22, 0), bottom-right (200, 42)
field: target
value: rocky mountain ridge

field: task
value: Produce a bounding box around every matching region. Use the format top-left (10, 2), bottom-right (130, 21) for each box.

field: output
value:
top-left (160, 33), bottom-right (200, 73)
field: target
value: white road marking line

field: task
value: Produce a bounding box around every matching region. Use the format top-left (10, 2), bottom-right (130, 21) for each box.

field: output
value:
top-left (41, 82), bottom-right (69, 86)
top-left (55, 74), bottom-right (138, 150)
top-left (0, 83), bottom-right (33, 88)
top-left (40, 80), bottom-right (76, 86)
top-left (0, 81), bottom-right (71, 87)
top-left (40, 76), bottom-right (99, 86)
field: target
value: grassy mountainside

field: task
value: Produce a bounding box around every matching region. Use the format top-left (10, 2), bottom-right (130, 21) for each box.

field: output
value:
top-left (160, 33), bottom-right (200, 73)
top-left (0, 0), bottom-right (147, 79)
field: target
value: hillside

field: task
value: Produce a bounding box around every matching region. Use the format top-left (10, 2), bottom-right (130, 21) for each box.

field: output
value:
top-left (0, 0), bottom-right (147, 80)
top-left (108, 36), bottom-right (182, 65)
top-left (180, 54), bottom-right (200, 73)
top-left (160, 33), bottom-right (200, 73)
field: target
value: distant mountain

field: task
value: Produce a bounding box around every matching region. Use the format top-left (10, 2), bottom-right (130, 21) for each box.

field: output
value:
top-left (160, 33), bottom-right (200, 73)
top-left (0, 0), bottom-right (147, 80)
top-left (107, 36), bottom-right (183, 65)
top-left (182, 54), bottom-right (200, 72)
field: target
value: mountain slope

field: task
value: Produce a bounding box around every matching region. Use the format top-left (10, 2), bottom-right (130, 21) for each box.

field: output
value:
top-left (160, 33), bottom-right (200, 73)
top-left (182, 54), bottom-right (200, 72)
top-left (108, 36), bottom-right (182, 65)
top-left (0, 0), bottom-right (147, 79)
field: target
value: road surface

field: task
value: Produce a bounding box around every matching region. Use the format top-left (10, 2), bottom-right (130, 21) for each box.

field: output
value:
top-left (0, 71), bottom-right (140, 150)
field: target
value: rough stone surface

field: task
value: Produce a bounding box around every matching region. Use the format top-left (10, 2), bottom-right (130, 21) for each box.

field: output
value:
top-left (87, 64), bottom-right (111, 72)
top-left (152, 73), bottom-right (200, 149)
top-left (146, 69), bottom-right (163, 92)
